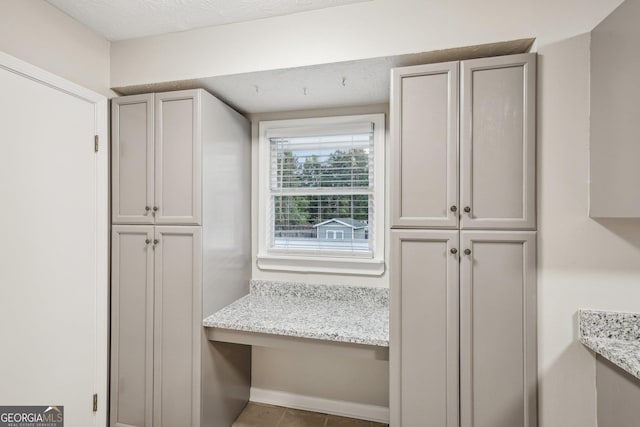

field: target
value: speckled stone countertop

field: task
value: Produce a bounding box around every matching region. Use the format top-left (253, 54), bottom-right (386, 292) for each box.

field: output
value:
top-left (203, 280), bottom-right (389, 347)
top-left (579, 309), bottom-right (640, 380)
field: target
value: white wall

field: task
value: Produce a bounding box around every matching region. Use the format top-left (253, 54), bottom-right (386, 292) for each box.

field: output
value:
top-left (537, 31), bottom-right (640, 427)
top-left (0, 0), bottom-right (110, 95)
top-left (111, 0), bottom-right (622, 88)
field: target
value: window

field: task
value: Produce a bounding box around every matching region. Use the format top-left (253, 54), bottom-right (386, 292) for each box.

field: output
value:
top-left (257, 114), bottom-right (385, 275)
top-left (326, 230), bottom-right (344, 240)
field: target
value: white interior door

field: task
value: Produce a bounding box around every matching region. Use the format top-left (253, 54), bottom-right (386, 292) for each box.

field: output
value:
top-left (0, 53), bottom-right (107, 426)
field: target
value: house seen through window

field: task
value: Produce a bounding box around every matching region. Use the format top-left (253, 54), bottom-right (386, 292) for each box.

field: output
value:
top-left (258, 114), bottom-right (385, 273)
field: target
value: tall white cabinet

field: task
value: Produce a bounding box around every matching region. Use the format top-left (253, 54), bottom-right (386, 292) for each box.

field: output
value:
top-left (110, 89), bottom-right (252, 427)
top-left (390, 53), bottom-right (537, 427)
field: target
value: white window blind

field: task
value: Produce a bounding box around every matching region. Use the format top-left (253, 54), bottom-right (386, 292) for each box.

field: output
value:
top-left (268, 124), bottom-right (375, 257)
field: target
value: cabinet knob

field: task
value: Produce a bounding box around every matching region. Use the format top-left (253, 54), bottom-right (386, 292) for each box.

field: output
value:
top-left (464, 248), bottom-right (471, 255)
top-left (153, 206), bottom-right (159, 212)
top-left (450, 205), bottom-right (457, 213)
top-left (463, 206), bottom-right (471, 213)
top-left (153, 239), bottom-right (159, 245)
top-left (145, 239), bottom-right (151, 244)
top-left (145, 206), bottom-right (151, 212)
top-left (450, 248), bottom-right (458, 254)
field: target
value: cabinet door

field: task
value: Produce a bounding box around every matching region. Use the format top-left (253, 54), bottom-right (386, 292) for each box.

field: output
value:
top-left (390, 230), bottom-right (459, 427)
top-left (460, 231), bottom-right (537, 427)
top-left (112, 94), bottom-right (155, 224)
top-left (155, 91), bottom-right (202, 225)
top-left (391, 62), bottom-right (459, 228)
top-left (110, 226), bottom-right (154, 427)
top-left (153, 227), bottom-right (202, 427)
top-left (460, 54), bottom-right (536, 229)
top-left (596, 356), bottom-right (640, 427)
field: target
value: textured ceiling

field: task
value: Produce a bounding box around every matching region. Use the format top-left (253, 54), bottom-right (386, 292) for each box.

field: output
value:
top-left (113, 38), bottom-right (535, 114)
top-left (46, 0), bottom-right (370, 41)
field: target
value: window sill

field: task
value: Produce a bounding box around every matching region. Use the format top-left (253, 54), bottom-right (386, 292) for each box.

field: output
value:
top-left (256, 254), bottom-right (385, 276)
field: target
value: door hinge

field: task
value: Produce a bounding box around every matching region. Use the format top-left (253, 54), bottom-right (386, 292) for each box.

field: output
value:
top-left (94, 135), bottom-right (99, 153)
top-left (92, 393), bottom-right (98, 412)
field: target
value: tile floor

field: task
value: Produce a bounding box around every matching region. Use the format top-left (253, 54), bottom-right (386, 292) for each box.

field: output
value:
top-left (232, 402), bottom-right (388, 427)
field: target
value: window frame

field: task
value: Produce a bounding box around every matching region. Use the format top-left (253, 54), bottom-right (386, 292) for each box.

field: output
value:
top-left (257, 113), bottom-right (386, 276)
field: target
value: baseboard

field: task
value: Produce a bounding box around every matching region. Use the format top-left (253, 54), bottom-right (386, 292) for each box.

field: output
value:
top-left (249, 387), bottom-right (389, 423)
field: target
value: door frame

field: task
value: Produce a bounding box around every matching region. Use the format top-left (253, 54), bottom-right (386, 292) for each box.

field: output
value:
top-left (0, 50), bottom-right (108, 426)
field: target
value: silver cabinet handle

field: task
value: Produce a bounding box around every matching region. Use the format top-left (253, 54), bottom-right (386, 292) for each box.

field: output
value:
top-left (463, 206), bottom-right (471, 213)
top-left (450, 205), bottom-right (457, 213)
top-left (464, 249), bottom-right (471, 255)
top-left (450, 248), bottom-right (458, 254)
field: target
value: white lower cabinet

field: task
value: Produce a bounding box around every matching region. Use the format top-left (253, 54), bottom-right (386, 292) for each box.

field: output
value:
top-left (390, 230), bottom-right (459, 427)
top-left (459, 231), bottom-right (537, 427)
top-left (390, 230), bottom-right (537, 427)
top-left (596, 356), bottom-right (640, 427)
top-left (111, 225), bottom-right (201, 427)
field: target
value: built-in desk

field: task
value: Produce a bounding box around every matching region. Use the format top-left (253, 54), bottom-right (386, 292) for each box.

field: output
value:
top-left (203, 280), bottom-right (389, 361)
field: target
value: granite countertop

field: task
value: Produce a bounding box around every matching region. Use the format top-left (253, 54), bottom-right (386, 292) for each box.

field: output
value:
top-left (578, 309), bottom-right (640, 380)
top-left (203, 280), bottom-right (389, 347)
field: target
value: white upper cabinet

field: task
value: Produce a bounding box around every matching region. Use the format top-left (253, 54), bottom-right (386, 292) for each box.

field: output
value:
top-left (460, 54), bottom-right (536, 229)
top-left (589, 0), bottom-right (640, 218)
top-left (113, 90), bottom-right (202, 225)
top-left (154, 92), bottom-right (202, 225)
top-left (390, 53), bottom-right (536, 231)
top-left (391, 61), bottom-right (459, 228)
top-left (112, 94), bottom-right (155, 224)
